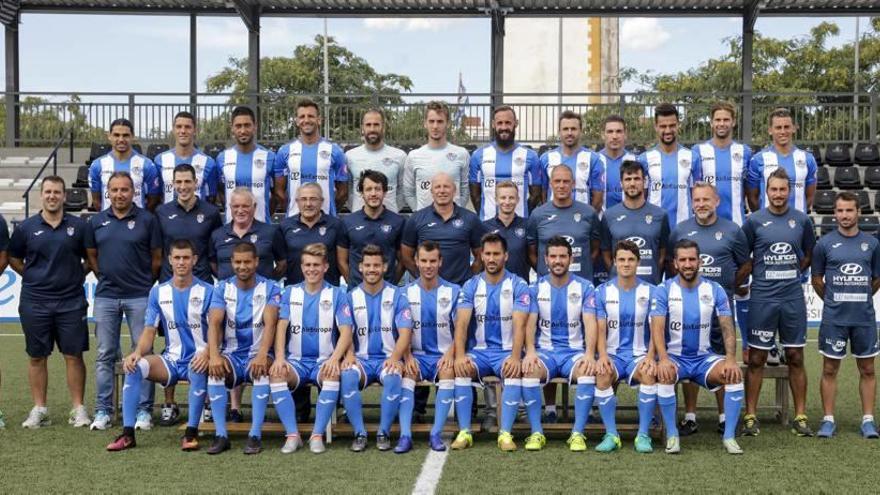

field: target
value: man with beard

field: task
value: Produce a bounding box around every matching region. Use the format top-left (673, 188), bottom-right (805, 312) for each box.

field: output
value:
top-left (216, 106), bottom-right (276, 223)
top-left (89, 118), bottom-right (161, 212)
top-left (274, 98), bottom-right (348, 217)
top-left (598, 115), bottom-right (637, 212)
top-left (345, 109), bottom-right (406, 213)
top-left (539, 110), bottom-right (604, 211)
top-left (638, 103), bottom-right (701, 228)
top-left (154, 111), bottom-right (219, 204)
top-left (469, 106), bottom-right (541, 221)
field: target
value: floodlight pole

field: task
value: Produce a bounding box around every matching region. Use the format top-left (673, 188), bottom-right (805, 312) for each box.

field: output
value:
top-left (235, 1), bottom-right (261, 124)
top-left (741, 1), bottom-right (760, 145)
top-left (854, 16), bottom-right (860, 144)
top-left (3, 11), bottom-right (20, 148)
top-left (189, 13), bottom-right (198, 116)
top-left (323, 18), bottom-right (330, 137)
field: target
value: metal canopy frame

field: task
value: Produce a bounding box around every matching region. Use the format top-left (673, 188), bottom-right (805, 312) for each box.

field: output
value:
top-left (3, 0), bottom-right (879, 147)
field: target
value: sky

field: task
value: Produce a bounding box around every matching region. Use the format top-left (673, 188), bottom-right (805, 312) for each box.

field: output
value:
top-left (1, 13), bottom-right (870, 95)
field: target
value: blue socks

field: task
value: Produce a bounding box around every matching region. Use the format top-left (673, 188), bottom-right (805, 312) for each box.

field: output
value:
top-left (186, 369), bottom-right (207, 429)
top-left (723, 383), bottom-right (745, 440)
top-left (399, 378), bottom-right (416, 438)
top-left (270, 382), bottom-right (299, 437)
top-left (248, 377), bottom-right (271, 439)
top-left (500, 379), bottom-right (522, 433)
top-left (657, 383), bottom-right (679, 437)
top-left (596, 386), bottom-right (619, 437)
top-left (122, 359), bottom-right (148, 428)
top-left (573, 375), bottom-right (596, 433)
top-left (432, 380), bottom-right (455, 436)
top-left (313, 380), bottom-right (339, 436)
top-left (207, 377), bottom-right (229, 438)
top-left (522, 378), bottom-right (543, 434)
top-left (637, 384), bottom-right (657, 436)
top-left (379, 373), bottom-right (402, 435)
top-left (454, 377), bottom-right (474, 431)
top-left (341, 368), bottom-right (366, 436)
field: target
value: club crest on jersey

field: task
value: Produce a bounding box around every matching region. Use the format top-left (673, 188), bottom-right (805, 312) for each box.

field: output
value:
top-left (197, 213), bottom-right (205, 224)
top-left (577, 161), bottom-right (588, 170)
top-left (253, 294), bottom-right (265, 305)
top-left (382, 157), bottom-right (393, 166)
top-left (678, 158), bottom-right (689, 168)
top-left (66, 226), bottom-right (75, 236)
top-left (637, 295), bottom-right (649, 306)
top-left (250, 234), bottom-right (258, 243)
top-left (127, 220), bottom-right (136, 230)
top-left (699, 294), bottom-right (712, 305)
top-left (862, 242), bottom-right (870, 252)
top-left (795, 159), bottom-right (806, 168)
top-left (501, 288), bottom-right (512, 298)
top-left (446, 152), bottom-right (457, 162)
top-left (568, 292), bottom-right (581, 303)
top-left (514, 227), bottom-right (525, 238)
top-left (573, 213), bottom-right (582, 223)
top-left (320, 299), bottom-right (332, 311)
top-left (514, 156), bottom-right (525, 166)
top-left (319, 226), bottom-right (327, 236)
top-left (254, 158), bottom-right (265, 169)
top-left (382, 300), bottom-right (393, 310)
top-left (319, 150), bottom-right (331, 160)
top-left (452, 218), bottom-right (464, 228)
top-left (732, 151), bottom-right (742, 162)
top-left (381, 224), bottom-right (392, 234)
top-left (715, 231), bottom-right (723, 241)
top-left (190, 296), bottom-right (203, 307)
top-left (130, 167), bottom-right (142, 178)
top-left (788, 219), bottom-right (796, 229)
top-left (438, 296), bottom-right (451, 308)
top-left (645, 215), bottom-right (653, 225)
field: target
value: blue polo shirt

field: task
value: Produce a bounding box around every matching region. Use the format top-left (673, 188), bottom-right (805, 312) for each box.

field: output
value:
top-left (8, 213), bottom-right (92, 301)
top-left (483, 215), bottom-right (530, 281)
top-left (402, 204), bottom-right (486, 286)
top-left (208, 220), bottom-right (286, 280)
top-left (527, 200), bottom-right (600, 281)
top-left (88, 206), bottom-right (162, 299)
top-left (339, 208), bottom-right (406, 286)
top-left (156, 198), bottom-right (223, 283)
top-left (280, 213), bottom-right (344, 286)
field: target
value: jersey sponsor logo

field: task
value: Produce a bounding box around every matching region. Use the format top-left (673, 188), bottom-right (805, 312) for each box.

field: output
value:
top-left (66, 226), bottom-right (75, 236)
top-left (562, 235), bottom-right (575, 247)
top-left (840, 263), bottom-right (863, 276)
top-left (167, 320), bottom-right (201, 331)
top-left (290, 171), bottom-right (301, 180)
top-left (769, 242), bottom-right (792, 255)
top-left (127, 220), bottom-right (136, 230)
top-left (290, 324), bottom-right (333, 335)
top-left (419, 180), bottom-right (431, 190)
top-left (626, 236), bottom-right (646, 248)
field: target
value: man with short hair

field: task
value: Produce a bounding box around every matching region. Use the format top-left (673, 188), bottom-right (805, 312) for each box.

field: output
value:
top-left (204, 242), bottom-right (283, 455)
top-left (342, 245), bottom-right (414, 453)
top-left (154, 111), bottom-right (219, 204)
top-left (9, 177), bottom-right (91, 429)
top-left (86, 172), bottom-right (163, 431)
top-left (540, 110), bottom-right (605, 211)
top-left (638, 103), bottom-right (701, 228)
top-left (89, 118), bottom-right (161, 212)
top-left (483, 181), bottom-right (530, 282)
top-left (403, 101), bottom-right (470, 211)
top-left (598, 115), bottom-right (636, 212)
top-left (273, 243), bottom-right (354, 454)
top-left (280, 182), bottom-right (344, 286)
top-left (650, 239), bottom-right (745, 455)
top-left (274, 98), bottom-right (348, 217)
top-left (747, 107), bottom-right (818, 214)
top-left (450, 233), bottom-right (531, 451)
top-left (600, 161), bottom-right (669, 285)
top-left (742, 168), bottom-right (816, 437)
top-left (346, 108), bottom-right (406, 213)
top-left (105, 240), bottom-right (214, 451)
top-left (339, 170), bottom-right (406, 287)
top-left (469, 106), bottom-right (542, 221)
top-left (217, 106), bottom-right (276, 223)
top-left (812, 191), bottom-right (880, 438)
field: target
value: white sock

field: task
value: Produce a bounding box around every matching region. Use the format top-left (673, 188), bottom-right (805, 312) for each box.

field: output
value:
top-left (684, 412), bottom-right (696, 422)
top-left (863, 415), bottom-right (874, 424)
top-left (823, 415), bottom-right (835, 423)
top-left (544, 405), bottom-right (556, 414)
top-left (718, 413), bottom-right (726, 423)
top-left (36, 406), bottom-right (48, 413)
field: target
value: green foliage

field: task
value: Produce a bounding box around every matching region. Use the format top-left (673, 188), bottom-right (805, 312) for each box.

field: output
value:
top-left (0, 95), bottom-right (106, 147)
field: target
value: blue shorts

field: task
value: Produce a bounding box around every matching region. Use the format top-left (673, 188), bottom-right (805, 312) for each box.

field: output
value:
top-left (735, 296), bottom-right (749, 350)
top-left (610, 353), bottom-right (645, 386)
top-left (747, 298), bottom-right (807, 350)
top-left (413, 353), bottom-right (441, 382)
top-left (19, 295), bottom-right (88, 358)
top-left (536, 348), bottom-right (584, 382)
top-left (819, 324), bottom-right (880, 359)
top-left (223, 352), bottom-right (265, 387)
top-left (355, 357), bottom-right (391, 388)
top-left (159, 355), bottom-right (192, 387)
top-left (669, 353), bottom-right (724, 391)
top-left (287, 358), bottom-right (324, 388)
top-left (467, 348), bottom-right (514, 379)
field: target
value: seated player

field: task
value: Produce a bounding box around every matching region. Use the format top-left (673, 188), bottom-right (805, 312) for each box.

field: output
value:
top-left (203, 243), bottom-right (287, 455)
top-left (106, 240), bottom-right (213, 451)
top-left (522, 235), bottom-right (596, 452)
top-left (588, 240), bottom-right (657, 453)
top-left (404, 240), bottom-right (462, 452)
top-left (649, 239), bottom-right (745, 455)
top-left (271, 243), bottom-right (353, 454)
top-left (343, 244), bottom-right (414, 453)
top-left (451, 233), bottom-right (531, 452)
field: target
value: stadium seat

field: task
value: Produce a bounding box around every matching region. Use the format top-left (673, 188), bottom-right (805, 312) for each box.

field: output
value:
top-left (538, 144), bottom-right (551, 155)
top-left (271, 212), bottom-right (285, 224)
top-left (816, 166), bottom-right (831, 190)
top-left (860, 215), bottom-right (880, 232)
top-left (802, 144), bottom-right (822, 165)
top-left (203, 143), bottom-right (225, 159)
top-left (820, 216), bottom-right (838, 235)
top-left (464, 144), bottom-right (477, 154)
top-left (824, 143), bottom-right (852, 166)
top-left (812, 190), bottom-right (836, 214)
top-left (79, 211), bottom-right (96, 222)
top-left (146, 143), bottom-right (170, 160)
top-left (399, 205), bottom-right (412, 215)
top-left (132, 143), bottom-right (143, 154)
top-left (749, 144), bottom-right (763, 156)
top-left (73, 165), bottom-right (89, 188)
top-left (64, 188), bottom-right (88, 212)
top-left (864, 166), bottom-right (880, 189)
top-left (87, 142), bottom-right (110, 165)
top-left (833, 166), bottom-right (861, 189)
top-left (857, 190), bottom-right (872, 214)
top-left (631, 144), bottom-right (646, 155)
top-left (855, 143), bottom-right (880, 165)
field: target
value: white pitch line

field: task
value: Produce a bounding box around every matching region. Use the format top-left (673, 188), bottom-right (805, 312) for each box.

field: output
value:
top-left (412, 449), bottom-right (449, 495)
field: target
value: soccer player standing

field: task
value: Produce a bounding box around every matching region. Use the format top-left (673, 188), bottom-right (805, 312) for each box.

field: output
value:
top-left (598, 115), bottom-right (636, 212)
top-left (216, 106), bottom-right (276, 223)
top-left (741, 168), bottom-right (816, 437)
top-left (85, 172), bottom-right (163, 431)
top-left (274, 98), bottom-right (348, 217)
top-left (650, 239), bottom-right (745, 455)
top-left (9, 177), bottom-right (91, 429)
top-left (638, 103), bottom-right (701, 228)
top-left (469, 106), bottom-right (542, 221)
top-left (403, 101), bottom-right (470, 211)
top-left (154, 111), bottom-right (219, 204)
top-left (483, 181), bottom-right (531, 282)
top-left (539, 110), bottom-right (605, 211)
top-left (345, 109), bottom-right (406, 213)
top-left (105, 240), bottom-right (213, 451)
top-left (279, 183), bottom-right (344, 286)
top-left (811, 191), bottom-right (880, 438)
top-left (89, 118), bottom-right (161, 212)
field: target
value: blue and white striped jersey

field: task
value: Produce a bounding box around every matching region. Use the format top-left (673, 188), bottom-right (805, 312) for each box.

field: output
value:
top-left (528, 274), bottom-right (594, 352)
top-left (154, 149), bottom-right (219, 203)
top-left (593, 278), bottom-right (654, 357)
top-left (747, 145), bottom-right (817, 213)
top-left (279, 281), bottom-right (352, 361)
top-left (638, 145), bottom-right (701, 227)
top-left (406, 278), bottom-right (460, 356)
top-left (88, 152), bottom-right (161, 210)
top-left (693, 141), bottom-right (751, 225)
top-left (144, 277), bottom-right (213, 363)
top-left (349, 282), bottom-right (413, 360)
top-left (598, 148), bottom-right (637, 211)
top-left (209, 275), bottom-right (282, 358)
top-left (650, 276), bottom-right (731, 358)
top-left (539, 147), bottom-right (605, 205)
top-left (458, 271), bottom-right (531, 351)
top-left (216, 145), bottom-right (276, 222)
top-left (469, 143), bottom-right (541, 220)
top-left (274, 138), bottom-right (348, 217)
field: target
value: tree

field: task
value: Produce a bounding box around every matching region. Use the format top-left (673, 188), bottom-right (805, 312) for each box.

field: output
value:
top-left (1, 95), bottom-right (106, 147)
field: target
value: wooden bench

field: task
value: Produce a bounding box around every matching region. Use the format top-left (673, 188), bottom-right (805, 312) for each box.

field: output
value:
top-left (678, 364), bottom-right (790, 424)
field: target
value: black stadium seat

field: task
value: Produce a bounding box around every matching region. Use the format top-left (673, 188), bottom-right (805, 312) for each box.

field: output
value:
top-left (820, 216), bottom-right (838, 235)
top-left (464, 144), bottom-right (477, 154)
top-left (855, 143), bottom-right (880, 165)
top-left (631, 144), bottom-right (646, 155)
top-left (860, 216), bottom-right (880, 232)
top-left (802, 144), bottom-right (822, 165)
top-left (812, 190), bottom-right (836, 214)
top-left (816, 166), bottom-right (831, 189)
top-left (73, 165), bottom-right (90, 188)
top-left (824, 143), bottom-right (852, 166)
top-left (857, 190), bottom-right (872, 214)
top-left (538, 144), bottom-right (552, 156)
top-left (64, 188), bottom-right (88, 212)
top-left (750, 144), bottom-right (763, 156)
top-left (79, 211), bottom-right (96, 222)
top-left (203, 143), bottom-right (225, 159)
top-left (833, 166), bottom-right (861, 189)
top-left (146, 143), bottom-right (170, 160)
top-left (87, 142), bottom-right (110, 165)
top-left (343, 144), bottom-right (358, 152)
top-left (132, 143), bottom-right (143, 154)
top-left (864, 166), bottom-right (880, 189)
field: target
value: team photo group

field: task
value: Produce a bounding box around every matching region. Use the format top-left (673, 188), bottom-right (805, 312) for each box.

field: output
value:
top-left (2, 97), bottom-right (879, 459)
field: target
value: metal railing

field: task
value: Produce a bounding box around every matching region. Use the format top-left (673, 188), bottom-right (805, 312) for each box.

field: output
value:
top-left (2, 91), bottom-right (877, 148)
top-left (22, 128), bottom-right (75, 217)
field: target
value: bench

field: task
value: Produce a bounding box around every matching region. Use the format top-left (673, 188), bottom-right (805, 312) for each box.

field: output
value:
top-left (678, 364), bottom-right (790, 424)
